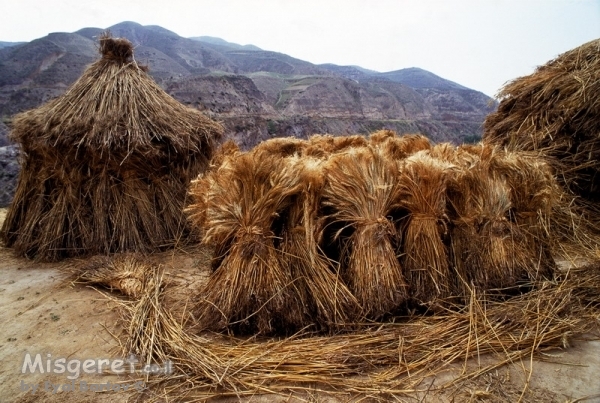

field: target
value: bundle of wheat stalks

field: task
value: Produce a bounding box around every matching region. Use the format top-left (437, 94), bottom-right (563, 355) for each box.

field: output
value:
top-left (74, 253), bottom-right (153, 299)
top-left (188, 130), bottom-right (571, 334)
top-left (441, 144), bottom-right (558, 298)
top-left (1, 34), bottom-right (223, 261)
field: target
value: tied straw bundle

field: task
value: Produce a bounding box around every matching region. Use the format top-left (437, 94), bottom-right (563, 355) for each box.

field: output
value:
top-left (446, 144), bottom-right (556, 294)
top-left (399, 151), bottom-right (456, 306)
top-left (369, 129), bottom-right (432, 160)
top-left (278, 155), bottom-right (359, 331)
top-left (189, 147), bottom-right (305, 335)
top-left (303, 134), bottom-right (368, 158)
top-left (322, 146), bottom-right (408, 319)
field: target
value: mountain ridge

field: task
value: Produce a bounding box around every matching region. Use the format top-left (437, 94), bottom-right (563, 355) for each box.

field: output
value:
top-left (0, 21), bottom-right (497, 205)
top-left (191, 36), bottom-right (262, 51)
top-left (0, 21), bottom-right (495, 141)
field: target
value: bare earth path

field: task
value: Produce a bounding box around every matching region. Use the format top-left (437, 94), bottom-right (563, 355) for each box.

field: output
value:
top-left (0, 208), bottom-right (599, 402)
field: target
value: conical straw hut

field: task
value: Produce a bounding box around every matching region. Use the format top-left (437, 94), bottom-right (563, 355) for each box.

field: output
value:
top-left (0, 35), bottom-right (223, 260)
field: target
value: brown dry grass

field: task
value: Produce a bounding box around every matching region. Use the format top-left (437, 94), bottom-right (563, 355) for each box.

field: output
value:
top-left (0, 34), bottom-right (223, 261)
top-left (446, 144), bottom-right (558, 296)
top-left (483, 38), bottom-right (600, 231)
top-left (107, 258), bottom-right (600, 402)
top-left (398, 152), bottom-right (456, 306)
top-left (279, 156), bottom-right (360, 331)
top-left (189, 149), bottom-right (306, 335)
top-left (321, 146), bottom-right (408, 319)
top-left (187, 130), bottom-right (595, 333)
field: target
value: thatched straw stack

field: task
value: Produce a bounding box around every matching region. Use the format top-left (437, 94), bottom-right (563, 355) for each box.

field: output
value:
top-left (278, 155), bottom-right (359, 331)
top-left (0, 34), bottom-right (223, 261)
top-left (445, 144), bottom-right (557, 294)
top-left (398, 152), bottom-right (455, 306)
top-left (189, 147), bottom-right (305, 334)
top-left (369, 129), bottom-right (432, 160)
top-left (321, 146), bottom-right (408, 319)
top-left (483, 39), bottom-right (600, 228)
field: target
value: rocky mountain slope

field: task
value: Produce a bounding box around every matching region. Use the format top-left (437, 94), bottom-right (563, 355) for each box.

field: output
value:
top-left (0, 21), bottom-right (496, 205)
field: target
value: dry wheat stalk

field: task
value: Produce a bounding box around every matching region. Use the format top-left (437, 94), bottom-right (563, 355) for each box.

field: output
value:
top-left (483, 38), bottom-right (600, 240)
top-left (1, 34), bottom-right (223, 260)
top-left (322, 146), bottom-right (408, 319)
top-left (399, 152), bottom-right (456, 306)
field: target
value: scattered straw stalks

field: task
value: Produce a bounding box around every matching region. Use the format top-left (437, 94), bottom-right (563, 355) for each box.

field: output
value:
top-left (74, 253), bottom-right (150, 298)
top-left (108, 257), bottom-right (600, 401)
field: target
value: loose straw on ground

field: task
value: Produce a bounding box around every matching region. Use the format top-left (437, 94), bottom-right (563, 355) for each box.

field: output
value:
top-left (110, 260), bottom-right (600, 401)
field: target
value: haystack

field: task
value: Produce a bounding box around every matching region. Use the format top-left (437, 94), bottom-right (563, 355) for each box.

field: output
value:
top-left (483, 38), bottom-right (600, 226)
top-left (445, 144), bottom-right (556, 294)
top-left (189, 148), bottom-right (305, 334)
top-left (278, 155), bottom-right (359, 330)
top-left (0, 34), bottom-right (223, 261)
top-left (398, 152), bottom-right (455, 306)
top-left (321, 146), bottom-right (408, 319)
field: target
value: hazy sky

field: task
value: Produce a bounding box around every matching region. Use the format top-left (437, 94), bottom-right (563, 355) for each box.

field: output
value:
top-left (2, 0), bottom-right (599, 97)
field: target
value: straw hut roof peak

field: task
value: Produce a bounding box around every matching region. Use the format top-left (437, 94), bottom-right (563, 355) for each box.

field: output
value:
top-left (98, 34), bottom-right (134, 63)
top-left (11, 33), bottom-right (223, 160)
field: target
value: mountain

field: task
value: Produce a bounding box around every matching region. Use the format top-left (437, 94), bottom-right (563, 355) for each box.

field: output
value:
top-left (0, 21), bottom-right (497, 205)
top-left (0, 41), bottom-right (25, 49)
top-left (0, 120), bottom-right (8, 146)
top-left (0, 21), bottom-right (495, 138)
top-left (191, 36), bottom-right (262, 51)
top-left (380, 67), bottom-right (468, 90)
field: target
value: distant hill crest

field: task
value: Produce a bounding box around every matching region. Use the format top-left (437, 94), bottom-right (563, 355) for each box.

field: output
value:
top-left (0, 21), bottom-right (495, 148)
top-left (191, 36), bottom-right (262, 51)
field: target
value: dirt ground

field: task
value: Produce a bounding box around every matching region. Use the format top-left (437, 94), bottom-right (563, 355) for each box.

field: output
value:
top-left (1, 207), bottom-right (599, 403)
